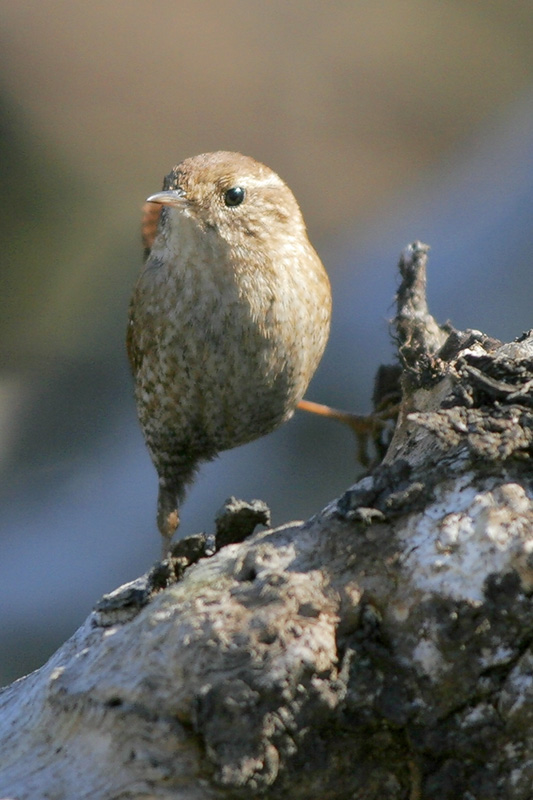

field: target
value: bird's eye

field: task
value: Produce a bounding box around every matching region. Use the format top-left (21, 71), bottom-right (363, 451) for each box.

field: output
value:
top-left (224, 186), bottom-right (246, 207)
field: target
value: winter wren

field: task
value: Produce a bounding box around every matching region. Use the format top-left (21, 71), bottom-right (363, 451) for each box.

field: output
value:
top-left (127, 151), bottom-right (331, 554)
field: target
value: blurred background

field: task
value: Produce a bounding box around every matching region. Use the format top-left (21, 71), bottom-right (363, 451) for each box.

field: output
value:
top-left (2, 0), bottom-right (533, 684)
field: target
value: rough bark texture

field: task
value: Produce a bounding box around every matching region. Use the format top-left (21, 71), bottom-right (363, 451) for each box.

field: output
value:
top-left (2, 242), bottom-right (533, 799)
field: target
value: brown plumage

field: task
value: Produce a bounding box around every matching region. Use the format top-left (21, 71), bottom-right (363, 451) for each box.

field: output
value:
top-left (127, 151), bottom-right (331, 554)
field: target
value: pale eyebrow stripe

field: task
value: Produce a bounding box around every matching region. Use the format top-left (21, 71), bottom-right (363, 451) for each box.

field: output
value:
top-left (242, 174), bottom-right (285, 191)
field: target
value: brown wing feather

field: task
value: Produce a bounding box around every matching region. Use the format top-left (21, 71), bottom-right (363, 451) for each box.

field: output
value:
top-left (126, 308), bottom-right (141, 375)
top-left (127, 201), bottom-right (161, 375)
top-left (141, 201), bottom-right (162, 261)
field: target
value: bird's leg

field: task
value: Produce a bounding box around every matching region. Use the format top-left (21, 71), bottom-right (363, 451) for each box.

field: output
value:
top-left (298, 399), bottom-right (380, 434)
top-left (297, 398), bottom-right (397, 466)
top-left (156, 482), bottom-right (180, 559)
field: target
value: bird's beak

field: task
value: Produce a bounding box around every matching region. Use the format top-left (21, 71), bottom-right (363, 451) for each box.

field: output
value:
top-left (145, 189), bottom-right (186, 206)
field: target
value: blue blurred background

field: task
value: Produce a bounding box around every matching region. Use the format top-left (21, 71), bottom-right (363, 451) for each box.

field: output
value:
top-left (2, 1), bottom-right (533, 684)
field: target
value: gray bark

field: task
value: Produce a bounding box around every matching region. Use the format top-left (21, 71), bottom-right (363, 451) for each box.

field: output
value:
top-left (2, 243), bottom-right (533, 799)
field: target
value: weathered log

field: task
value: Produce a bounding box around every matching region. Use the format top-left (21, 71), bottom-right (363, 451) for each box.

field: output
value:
top-left (2, 242), bottom-right (533, 799)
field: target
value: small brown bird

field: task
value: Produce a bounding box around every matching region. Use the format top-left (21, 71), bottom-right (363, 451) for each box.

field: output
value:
top-left (127, 151), bottom-right (331, 554)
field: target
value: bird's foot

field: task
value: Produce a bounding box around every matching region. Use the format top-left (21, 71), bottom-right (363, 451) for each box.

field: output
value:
top-left (297, 399), bottom-right (399, 466)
